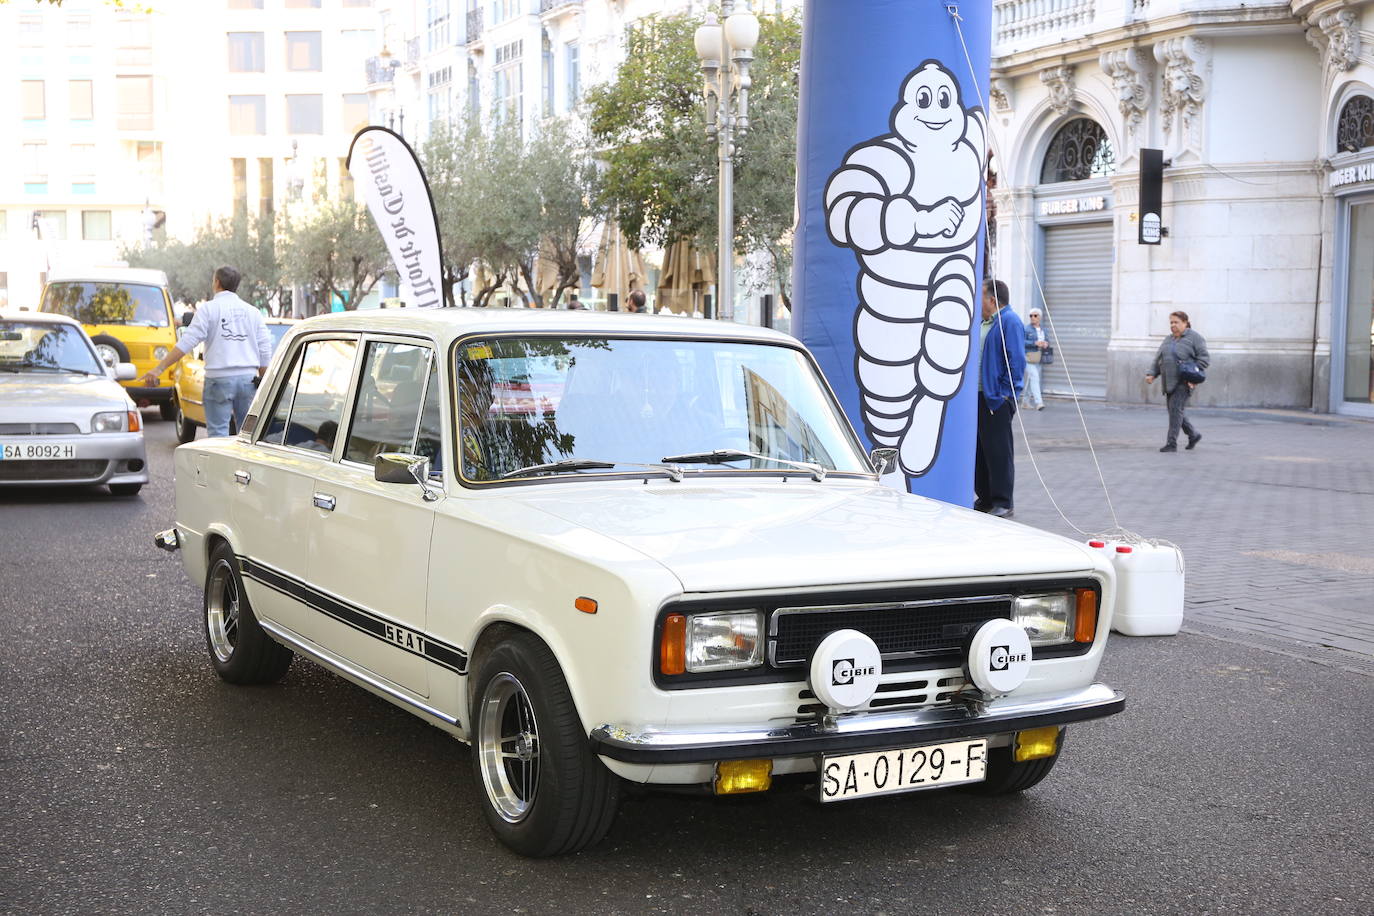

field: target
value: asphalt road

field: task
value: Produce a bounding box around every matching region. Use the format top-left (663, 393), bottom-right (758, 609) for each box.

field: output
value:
top-left (2, 417), bottom-right (1371, 916)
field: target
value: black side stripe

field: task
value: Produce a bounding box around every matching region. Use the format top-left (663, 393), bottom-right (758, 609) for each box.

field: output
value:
top-left (239, 558), bottom-right (469, 675)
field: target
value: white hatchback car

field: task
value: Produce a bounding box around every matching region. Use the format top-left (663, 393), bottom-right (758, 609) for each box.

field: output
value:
top-left (1, 311), bottom-right (148, 495)
top-left (156, 309), bottom-right (1123, 856)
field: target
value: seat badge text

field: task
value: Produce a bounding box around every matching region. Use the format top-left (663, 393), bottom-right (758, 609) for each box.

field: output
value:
top-left (384, 623), bottom-right (426, 653)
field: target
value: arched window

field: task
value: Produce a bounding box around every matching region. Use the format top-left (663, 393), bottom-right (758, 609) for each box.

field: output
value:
top-left (1040, 118), bottom-right (1116, 184)
top-left (1336, 95), bottom-right (1374, 154)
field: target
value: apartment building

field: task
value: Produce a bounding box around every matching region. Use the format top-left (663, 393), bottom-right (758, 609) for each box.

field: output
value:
top-left (1, 0), bottom-right (376, 309)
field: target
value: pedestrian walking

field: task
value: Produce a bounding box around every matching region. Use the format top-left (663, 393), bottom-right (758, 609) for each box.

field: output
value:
top-left (1144, 310), bottom-right (1210, 452)
top-left (1023, 307), bottom-right (1048, 410)
top-left (139, 266), bottom-right (273, 437)
top-left (974, 278), bottom-right (1026, 518)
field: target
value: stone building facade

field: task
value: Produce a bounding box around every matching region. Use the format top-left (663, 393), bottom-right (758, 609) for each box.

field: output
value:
top-left (988, 0), bottom-right (1374, 417)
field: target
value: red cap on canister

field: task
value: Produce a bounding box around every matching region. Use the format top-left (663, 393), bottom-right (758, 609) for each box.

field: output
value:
top-left (1116, 545), bottom-right (1133, 553)
top-left (1088, 540), bottom-right (1106, 548)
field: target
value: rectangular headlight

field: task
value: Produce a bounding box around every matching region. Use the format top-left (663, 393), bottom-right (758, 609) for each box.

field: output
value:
top-left (1013, 592), bottom-right (1075, 646)
top-left (91, 411), bottom-right (126, 433)
top-left (685, 611), bottom-right (764, 672)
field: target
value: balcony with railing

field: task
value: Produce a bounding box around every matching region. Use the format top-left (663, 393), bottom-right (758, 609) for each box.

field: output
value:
top-left (465, 8), bottom-right (484, 45)
top-left (993, 0), bottom-right (1290, 58)
top-left (540, 0), bottom-right (583, 15)
top-left (365, 56), bottom-right (397, 87)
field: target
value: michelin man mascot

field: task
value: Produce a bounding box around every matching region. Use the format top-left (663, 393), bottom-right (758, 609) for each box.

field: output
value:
top-left (824, 60), bottom-right (987, 478)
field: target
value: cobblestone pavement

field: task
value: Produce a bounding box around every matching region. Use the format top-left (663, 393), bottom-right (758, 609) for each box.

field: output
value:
top-left (1004, 397), bottom-right (1374, 674)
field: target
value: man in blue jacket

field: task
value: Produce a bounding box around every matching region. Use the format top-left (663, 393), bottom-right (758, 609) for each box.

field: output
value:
top-left (975, 278), bottom-right (1025, 518)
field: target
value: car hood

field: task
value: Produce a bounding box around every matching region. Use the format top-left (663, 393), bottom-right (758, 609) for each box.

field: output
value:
top-left (512, 481), bottom-right (1103, 593)
top-left (0, 373), bottom-right (133, 421)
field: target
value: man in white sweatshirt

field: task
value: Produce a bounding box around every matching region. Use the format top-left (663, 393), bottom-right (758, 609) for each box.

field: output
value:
top-left (140, 266), bottom-right (274, 437)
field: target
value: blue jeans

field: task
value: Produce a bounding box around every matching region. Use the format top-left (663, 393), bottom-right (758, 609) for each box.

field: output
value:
top-left (1023, 361), bottom-right (1043, 407)
top-left (203, 374), bottom-right (257, 437)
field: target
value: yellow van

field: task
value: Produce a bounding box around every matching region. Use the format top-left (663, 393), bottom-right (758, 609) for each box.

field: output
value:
top-left (41, 268), bottom-right (180, 419)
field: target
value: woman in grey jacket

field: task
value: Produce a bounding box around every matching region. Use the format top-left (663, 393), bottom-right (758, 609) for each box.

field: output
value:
top-left (1145, 311), bottom-right (1210, 452)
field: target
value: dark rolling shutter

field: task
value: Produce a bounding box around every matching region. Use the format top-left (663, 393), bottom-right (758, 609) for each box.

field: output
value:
top-left (1039, 222), bottom-right (1113, 398)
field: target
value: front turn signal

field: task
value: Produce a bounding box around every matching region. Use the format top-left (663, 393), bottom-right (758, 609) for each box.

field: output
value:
top-left (660, 613), bottom-right (686, 675)
top-left (127, 410), bottom-right (142, 432)
top-left (714, 759), bottom-right (772, 795)
top-left (1014, 726), bottom-right (1060, 762)
top-left (1073, 587), bottom-right (1097, 643)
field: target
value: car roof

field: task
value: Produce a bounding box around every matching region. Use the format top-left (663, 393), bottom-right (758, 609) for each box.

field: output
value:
top-left (0, 310), bottom-right (83, 328)
top-left (45, 267), bottom-right (169, 287)
top-left (289, 307), bottom-right (799, 346)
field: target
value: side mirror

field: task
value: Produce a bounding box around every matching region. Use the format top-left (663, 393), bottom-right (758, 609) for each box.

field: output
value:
top-left (869, 447), bottom-right (898, 476)
top-left (115, 362), bottom-right (137, 381)
top-left (375, 453), bottom-right (440, 501)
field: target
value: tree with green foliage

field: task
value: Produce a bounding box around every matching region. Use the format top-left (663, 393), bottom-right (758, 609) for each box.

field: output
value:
top-left (280, 200), bottom-right (389, 313)
top-left (585, 9), bottom-right (801, 308)
top-left (527, 118), bottom-right (603, 308)
top-left (420, 123), bottom-right (483, 306)
top-left (123, 213), bottom-right (282, 310)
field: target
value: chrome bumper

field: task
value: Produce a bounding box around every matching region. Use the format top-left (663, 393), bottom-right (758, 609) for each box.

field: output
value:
top-left (153, 527), bottom-right (180, 552)
top-left (589, 683), bottom-right (1124, 764)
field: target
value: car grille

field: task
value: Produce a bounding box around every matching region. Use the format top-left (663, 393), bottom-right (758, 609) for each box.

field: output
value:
top-left (0, 423), bottom-right (81, 435)
top-left (769, 595), bottom-right (1012, 666)
top-left (0, 460), bottom-right (108, 482)
top-left (796, 668), bottom-right (970, 719)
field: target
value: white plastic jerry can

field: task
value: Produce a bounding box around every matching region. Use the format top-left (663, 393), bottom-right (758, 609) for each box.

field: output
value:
top-left (1092, 541), bottom-right (1185, 637)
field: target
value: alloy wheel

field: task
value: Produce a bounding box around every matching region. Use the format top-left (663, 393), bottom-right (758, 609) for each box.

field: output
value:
top-left (206, 560), bottom-right (241, 664)
top-left (477, 672), bottom-right (541, 823)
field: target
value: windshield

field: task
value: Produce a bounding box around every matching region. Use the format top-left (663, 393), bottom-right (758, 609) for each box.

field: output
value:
top-left (456, 336), bottom-right (868, 481)
top-left (42, 281), bottom-right (171, 328)
top-left (0, 321), bottom-right (104, 375)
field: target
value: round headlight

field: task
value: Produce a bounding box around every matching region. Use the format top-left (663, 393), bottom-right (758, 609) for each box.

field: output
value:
top-left (153, 346), bottom-right (170, 361)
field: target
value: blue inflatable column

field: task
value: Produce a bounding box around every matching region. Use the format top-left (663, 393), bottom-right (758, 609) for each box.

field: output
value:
top-left (793, 0), bottom-right (991, 506)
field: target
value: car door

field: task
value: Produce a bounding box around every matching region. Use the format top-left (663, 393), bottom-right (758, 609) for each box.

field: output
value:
top-left (230, 334), bottom-right (360, 637)
top-left (303, 337), bottom-right (441, 698)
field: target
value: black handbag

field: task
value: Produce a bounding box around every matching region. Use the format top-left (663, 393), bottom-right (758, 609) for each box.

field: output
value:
top-left (1178, 359), bottom-right (1205, 384)
top-left (1041, 345), bottom-right (1054, 366)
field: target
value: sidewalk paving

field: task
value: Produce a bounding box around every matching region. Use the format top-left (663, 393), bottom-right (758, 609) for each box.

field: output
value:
top-left (1002, 397), bottom-right (1374, 674)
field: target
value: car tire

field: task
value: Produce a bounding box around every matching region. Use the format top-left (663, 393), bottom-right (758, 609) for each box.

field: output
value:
top-left (470, 632), bottom-right (620, 857)
top-left (203, 542), bottom-right (293, 685)
top-left (964, 736), bottom-right (1063, 795)
top-left (109, 483), bottom-right (143, 497)
top-left (173, 397), bottom-right (198, 443)
top-left (159, 399), bottom-right (176, 421)
top-left (90, 334), bottom-right (130, 370)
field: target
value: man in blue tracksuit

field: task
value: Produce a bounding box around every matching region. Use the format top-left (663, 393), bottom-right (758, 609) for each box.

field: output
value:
top-left (975, 279), bottom-right (1025, 518)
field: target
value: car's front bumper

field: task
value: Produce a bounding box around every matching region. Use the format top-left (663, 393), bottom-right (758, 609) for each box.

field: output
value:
top-left (0, 433), bottom-right (149, 487)
top-left (589, 682), bottom-right (1124, 765)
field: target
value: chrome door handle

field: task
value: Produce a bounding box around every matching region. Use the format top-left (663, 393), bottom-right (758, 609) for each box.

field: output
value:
top-left (312, 493), bottom-right (336, 511)
top-left (233, 470), bottom-right (251, 485)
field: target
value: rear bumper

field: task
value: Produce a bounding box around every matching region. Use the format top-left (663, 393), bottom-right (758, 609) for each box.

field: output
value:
top-left (589, 683), bottom-right (1124, 765)
top-left (123, 385), bottom-right (173, 405)
top-left (0, 433), bottom-right (148, 487)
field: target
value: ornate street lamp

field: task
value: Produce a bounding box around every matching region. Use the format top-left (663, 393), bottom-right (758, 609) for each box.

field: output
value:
top-left (694, 1), bottom-right (759, 320)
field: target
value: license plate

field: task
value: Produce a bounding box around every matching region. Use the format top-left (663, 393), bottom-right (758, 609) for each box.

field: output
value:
top-left (0, 442), bottom-right (76, 460)
top-left (819, 738), bottom-right (988, 802)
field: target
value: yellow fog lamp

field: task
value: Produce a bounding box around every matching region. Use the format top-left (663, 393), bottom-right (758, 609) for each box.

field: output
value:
top-left (1013, 726), bottom-right (1060, 762)
top-left (714, 759), bottom-right (772, 795)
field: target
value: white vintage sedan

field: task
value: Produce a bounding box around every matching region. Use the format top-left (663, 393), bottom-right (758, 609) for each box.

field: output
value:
top-left (1, 311), bottom-right (148, 495)
top-left (156, 309), bottom-right (1123, 856)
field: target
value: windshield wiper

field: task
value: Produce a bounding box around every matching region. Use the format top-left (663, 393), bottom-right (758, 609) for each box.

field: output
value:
top-left (661, 448), bottom-right (827, 482)
top-left (501, 458), bottom-right (684, 482)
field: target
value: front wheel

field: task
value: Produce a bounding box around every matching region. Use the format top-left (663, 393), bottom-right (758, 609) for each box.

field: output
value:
top-left (173, 397), bottom-right (198, 443)
top-left (470, 633), bottom-right (620, 857)
top-left (203, 542), bottom-right (293, 684)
